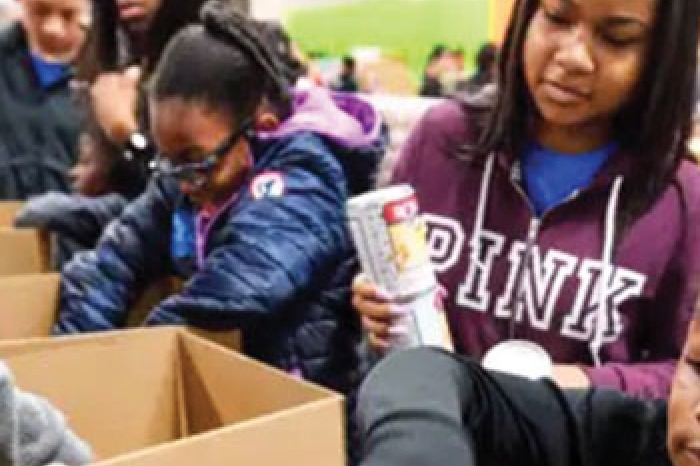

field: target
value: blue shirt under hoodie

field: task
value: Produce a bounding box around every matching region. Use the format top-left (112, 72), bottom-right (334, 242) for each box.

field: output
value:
top-left (521, 142), bottom-right (618, 217)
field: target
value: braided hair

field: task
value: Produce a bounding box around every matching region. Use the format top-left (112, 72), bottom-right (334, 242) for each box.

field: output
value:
top-left (148, 0), bottom-right (294, 122)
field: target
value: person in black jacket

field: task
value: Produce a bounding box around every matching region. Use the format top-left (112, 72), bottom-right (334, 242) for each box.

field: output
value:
top-left (357, 312), bottom-right (700, 466)
top-left (55, 0), bottom-right (385, 395)
top-left (0, 0), bottom-right (90, 200)
top-left (357, 347), bottom-right (670, 466)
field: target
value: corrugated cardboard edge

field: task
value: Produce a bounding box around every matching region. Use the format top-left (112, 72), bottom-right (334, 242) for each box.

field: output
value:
top-left (178, 331), bottom-right (340, 398)
top-left (0, 327), bottom-right (182, 355)
top-left (0, 228), bottom-right (50, 275)
top-left (92, 397), bottom-right (345, 466)
top-left (0, 273), bottom-right (60, 339)
top-left (0, 202), bottom-right (23, 227)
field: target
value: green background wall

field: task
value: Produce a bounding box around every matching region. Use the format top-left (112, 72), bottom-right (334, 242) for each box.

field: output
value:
top-left (285, 0), bottom-right (491, 79)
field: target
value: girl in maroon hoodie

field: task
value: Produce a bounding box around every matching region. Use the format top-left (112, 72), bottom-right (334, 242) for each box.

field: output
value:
top-left (354, 0), bottom-right (700, 399)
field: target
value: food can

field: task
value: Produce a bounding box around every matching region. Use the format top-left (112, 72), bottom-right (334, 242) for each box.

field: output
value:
top-left (347, 185), bottom-right (450, 349)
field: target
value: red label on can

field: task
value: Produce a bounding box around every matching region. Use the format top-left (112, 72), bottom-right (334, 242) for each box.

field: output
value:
top-left (383, 195), bottom-right (419, 224)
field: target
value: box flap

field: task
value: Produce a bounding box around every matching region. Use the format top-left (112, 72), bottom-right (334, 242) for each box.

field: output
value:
top-left (178, 332), bottom-right (339, 435)
top-left (0, 328), bottom-right (182, 459)
top-left (0, 228), bottom-right (49, 276)
top-left (0, 202), bottom-right (23, 227)
top-left (0, 273), bottom-right (59, 339)
top-left (94, 396), bottom-right (345, 466)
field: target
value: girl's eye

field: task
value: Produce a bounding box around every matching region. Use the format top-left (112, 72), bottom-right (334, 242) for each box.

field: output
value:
top-left (599, 33), bottom-right (643, 49)
top-left (544, 9), bottom-right (572, 26)
top-left (685, 357), bottom-right (700, 377)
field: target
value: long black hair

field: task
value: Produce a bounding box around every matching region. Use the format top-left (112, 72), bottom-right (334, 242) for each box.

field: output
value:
top-left (149, 0), bottom-right (293, 122)
top-left (79, 0), bottom-right (207, 80)
top-left (472, 0), bottom-right (699, 231)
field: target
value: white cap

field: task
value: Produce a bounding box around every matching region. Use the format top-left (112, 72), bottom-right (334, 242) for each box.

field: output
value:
top-left (482, 340), bottom-right (553, 380)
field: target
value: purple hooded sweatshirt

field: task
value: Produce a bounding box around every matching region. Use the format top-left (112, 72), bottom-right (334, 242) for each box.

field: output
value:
top-left (392, 100), bottom-right (700, 399)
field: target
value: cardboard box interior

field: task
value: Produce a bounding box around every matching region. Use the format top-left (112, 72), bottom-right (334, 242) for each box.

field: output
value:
top-left (0, 329), bottom-right (344, 465)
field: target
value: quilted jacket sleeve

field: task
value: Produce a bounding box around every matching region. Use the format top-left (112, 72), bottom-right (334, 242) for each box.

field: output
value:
top-left (15, 192), bottom-right (128, 244)
top-left (54, 179), bottom-right (174, 333)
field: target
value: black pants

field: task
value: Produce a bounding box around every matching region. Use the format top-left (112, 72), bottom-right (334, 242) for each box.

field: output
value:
top-left (356, 348), bottom-right (668, 466)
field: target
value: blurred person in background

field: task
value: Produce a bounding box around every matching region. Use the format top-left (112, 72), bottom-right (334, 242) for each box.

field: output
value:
top-left (419, 44), bottom-right (449, 98)
top-left (332, 55), bottom-right (360, 93)
top-left (81, 0), bottom-right (207, 176)
top-left (15, 115), bottom-right (148, 270)
top-left (456, 42), bottom-right (499, 94)
top-left (0, 0), bottom-right (90, 200)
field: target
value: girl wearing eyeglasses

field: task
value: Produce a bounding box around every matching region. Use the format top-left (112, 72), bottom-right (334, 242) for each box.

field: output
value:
top-left (54, 0), bottom-right (385, 397)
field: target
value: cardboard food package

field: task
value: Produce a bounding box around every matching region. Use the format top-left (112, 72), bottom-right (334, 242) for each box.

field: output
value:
top-left (0, 328), bottom-right (345, 466)
top-left (0, 274), bottom-right (241, 350)
top-left (0, 227), bottom-right (49, 276)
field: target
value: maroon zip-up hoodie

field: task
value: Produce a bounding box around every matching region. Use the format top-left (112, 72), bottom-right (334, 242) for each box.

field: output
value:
top-left (391, 100), bottom-right (700, 399)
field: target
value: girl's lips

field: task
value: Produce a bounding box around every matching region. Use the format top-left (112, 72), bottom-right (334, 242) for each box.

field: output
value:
top-left (683, 446), bottom-right (700, 465)
top-left (541, 81), bottom-right (590, 105)
top-left (117, 3), bottom-right (146, 21)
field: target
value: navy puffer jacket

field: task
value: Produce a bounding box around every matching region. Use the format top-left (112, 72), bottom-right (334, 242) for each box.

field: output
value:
top-left (55, 89), bottom-right (385, 392)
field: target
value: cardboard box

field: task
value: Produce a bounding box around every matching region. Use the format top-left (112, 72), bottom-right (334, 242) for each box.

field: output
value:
top-left (0, 201), bottom-right (22, 227)
top-left (0, 227), bottom-right (49, 276)
top-left (0, 328), bottom-right (345, 466)
top-left (0, 273), bottom-right (59, 339)
top-left (0, 274), bottom-right (241, 350)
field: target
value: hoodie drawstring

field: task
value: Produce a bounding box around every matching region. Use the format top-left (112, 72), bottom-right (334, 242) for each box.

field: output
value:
top-left (469, 154), bottom-right (495, 270)
top-left (590, 175), bottom-right (624, 366)
top-left (471, 154), bottom-right (623, 368)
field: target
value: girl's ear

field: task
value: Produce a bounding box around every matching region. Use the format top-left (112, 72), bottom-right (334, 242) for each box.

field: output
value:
top-left (254, 110), bottom-right (280, 132)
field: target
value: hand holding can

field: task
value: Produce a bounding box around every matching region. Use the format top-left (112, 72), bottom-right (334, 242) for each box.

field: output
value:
top-left (348, 185), bottom-right (453, 352)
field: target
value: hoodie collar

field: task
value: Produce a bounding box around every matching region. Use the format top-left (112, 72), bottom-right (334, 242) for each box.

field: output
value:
top-left (256, 87), bottom-right (382, 149)
top-left (496, 143), bottom-right (634, 193)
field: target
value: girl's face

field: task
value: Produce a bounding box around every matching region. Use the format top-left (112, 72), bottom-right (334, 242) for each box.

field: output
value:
top-left (523, 0), bottom-right (655, 135)
top-left (70, 134), bottom-right (111, 196)
top-left (150, 98), bottom-right (252, 207)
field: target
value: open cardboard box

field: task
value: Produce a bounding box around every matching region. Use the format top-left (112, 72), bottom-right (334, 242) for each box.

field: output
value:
top-left (0, 201), bottom-right (23, 227)
top-left (0, 273), bottom-right (59, 339)
top-left (0, 274), bottom-right (241, 350)
top-left (0, 227), bottom-right (49, 276)
top-left (0, 328), bottom-right (345, 466)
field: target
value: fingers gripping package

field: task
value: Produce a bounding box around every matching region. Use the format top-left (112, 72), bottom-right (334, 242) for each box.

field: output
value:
top-left (347, 185), bottom-right (452, 350)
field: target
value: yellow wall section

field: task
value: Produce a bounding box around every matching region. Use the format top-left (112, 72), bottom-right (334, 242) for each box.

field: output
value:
top-left (490, 0), bottom-right (516, 44)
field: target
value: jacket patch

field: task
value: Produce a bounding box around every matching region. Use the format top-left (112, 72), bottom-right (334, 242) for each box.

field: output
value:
top-left (250, 171), bottom-right (286, 199)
